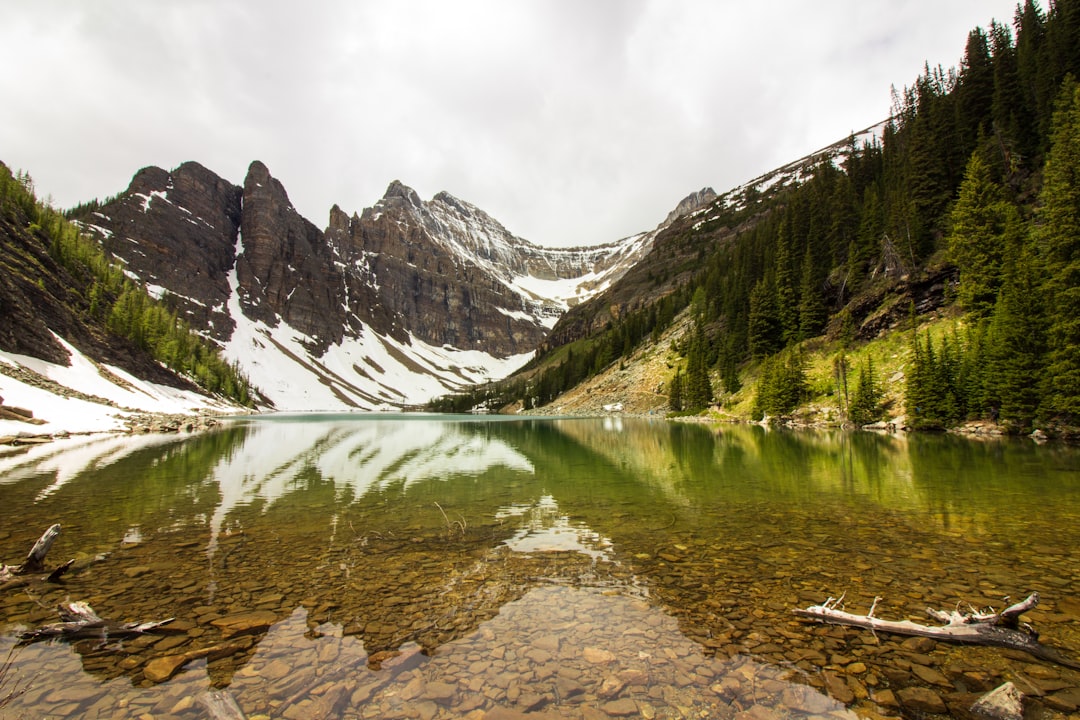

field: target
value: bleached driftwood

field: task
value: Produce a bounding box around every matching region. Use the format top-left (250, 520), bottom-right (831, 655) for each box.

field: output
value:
top-left (17, 601), bottom-right (174, 644)
top-left (0, 524), bottom-right (62, 582)
top-left (0, 524), bottom-right (76, 591)
top-left (795, 592), bottom-right (1080, 669)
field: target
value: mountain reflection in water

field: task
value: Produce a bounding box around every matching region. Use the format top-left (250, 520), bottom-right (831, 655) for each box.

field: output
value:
top-left (0, 416), bottom-right (1077, 719)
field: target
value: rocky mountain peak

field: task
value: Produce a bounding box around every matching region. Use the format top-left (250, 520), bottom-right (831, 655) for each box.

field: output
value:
top-left (127, 165), bottom-right (171, 195)
top-left (432, 191), bottom-right (472, 218)
top-left (236, 162), bottom-right (344, 348)
top-left (245, 159), bottom-right (272, 186)
top-left (73, 160), bottom-right (666, 410)
top-left (327, 203), bottom-right (351, 235)
top-left (381, 180), bottom-right (423, 210)
top-left (663, 187), bottom-right (717, 226)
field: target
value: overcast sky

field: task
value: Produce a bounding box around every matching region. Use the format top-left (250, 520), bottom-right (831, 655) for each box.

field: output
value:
top-left (2, 0), bottom-right (1023, 247)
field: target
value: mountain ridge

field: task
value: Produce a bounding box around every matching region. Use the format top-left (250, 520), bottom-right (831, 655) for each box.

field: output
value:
top-left (65, 159), bottom-right (710, 411)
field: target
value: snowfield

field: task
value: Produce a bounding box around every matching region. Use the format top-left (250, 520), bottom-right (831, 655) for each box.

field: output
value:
top-left (0, 335), bottom-right (236, 437)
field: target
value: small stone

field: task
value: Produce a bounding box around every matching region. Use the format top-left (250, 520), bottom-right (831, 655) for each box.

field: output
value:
top-left (416, 700), bottom-right (439, 720)
top-left (556, 677), bottom-right (585, 699)
top-left (601, 698), bottom-right (639, 716)
top-left (897, 686), bottom-right (948, 714)
top-left (144, 655), bottom-right (190, 683)
top-left (900, 637), bottom-right (936, 653)
top-left (1044, 687), bottom-right (1080, 712)
top-left (822, 670), bottom-right (855, 704)
top-left (598, 675), bottom-right (627, 698)
top-left (912, 664), bottom-right (951, 687)
top-left (871, 689), bottom-right (899, 708)
top-left (970, 682), bottom-right (1023, 720)
top-left (170, 696), bottom-right (195, 713)
top-left (259, 658), bottom-right (291, 680)
top-left (211, 609), bottom-right (278, 638)
top-left (584, 647), bottom-right (617, 664)
top-left (425, 681), bottom-right (457, 704)
top-left (517, 692), bottom-right (548, 711)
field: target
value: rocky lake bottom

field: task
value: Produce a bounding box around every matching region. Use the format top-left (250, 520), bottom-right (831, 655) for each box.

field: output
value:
top-left (0, 416), bottom-right (1078, 719)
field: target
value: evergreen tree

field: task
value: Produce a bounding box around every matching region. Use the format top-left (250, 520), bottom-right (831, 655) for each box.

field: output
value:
top-left (947, 151), bottom-right (1023, 315)
top-left (718, 336), bottom-right (742, 395)
top-left (986, 252), bottom-right (1046, 430)
top-left (748, 278), bottom-right (782, 359)
top-left (849, 358), bottom-right (884, 425)
top-left (668, 369), bottom-right (684, 412)
top-left (958, 27), bottom-right (996, 145)
top-left (797, 244), bottom-right (828, 339)
top-left (684, 319), bottom-right (713, 410)
top-left (774, 220), bottom-right (799, 344)
top-left (1036, 79), bottom-right (1080, 421)
top-left (753, 349), bottom-right (808, 419)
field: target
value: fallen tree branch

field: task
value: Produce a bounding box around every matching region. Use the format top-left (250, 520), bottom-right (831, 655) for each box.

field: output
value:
top-left (17, 601), bottom-right (174, 644)
top-left (0, 524), bottom-right (73, 588)
top-left (794, 592), bottom-right (1080, 669)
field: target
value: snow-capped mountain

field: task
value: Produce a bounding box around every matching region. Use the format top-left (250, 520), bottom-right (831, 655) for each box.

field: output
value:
top-left (74, 161), bottom-right (704, 411)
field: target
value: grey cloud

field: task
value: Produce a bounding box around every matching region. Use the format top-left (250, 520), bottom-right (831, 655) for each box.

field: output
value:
top-left (0, 0), bottom-right (1022, 247)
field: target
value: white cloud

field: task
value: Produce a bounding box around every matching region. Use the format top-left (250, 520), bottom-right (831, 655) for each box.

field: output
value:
top-left (0, 0), bottom-right (1022, 246)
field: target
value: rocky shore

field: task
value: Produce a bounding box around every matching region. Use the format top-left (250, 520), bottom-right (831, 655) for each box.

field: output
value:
top-left (0, 410), bottom-right (226, 446)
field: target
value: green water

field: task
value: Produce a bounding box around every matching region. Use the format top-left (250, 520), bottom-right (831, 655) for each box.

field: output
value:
top-left (0, 417), bottom-right (1077, 719)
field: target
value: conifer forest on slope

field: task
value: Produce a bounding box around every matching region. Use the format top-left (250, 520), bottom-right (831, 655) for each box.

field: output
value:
top-left (435, 0), bottom-right (1080, 436)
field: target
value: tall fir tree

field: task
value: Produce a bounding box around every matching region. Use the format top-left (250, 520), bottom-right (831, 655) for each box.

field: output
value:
top-left (774, 219), bottom-right (800, 344)
top-left (1036, 79), bottom-right (1080, 421)
top-left (849, 358), bottom-right (884, 425)
top-left (748, 277), bottom-right (783, 359)
top-left (947, 151), bottom-right (1023, 315)
top-left (986, 251), bottom-right (1047, 430)
top-left (798, 244), bottom-right (828, 339)
top-left (668, 369), bottom-right (684, 412)
top-left (684, 319), bottom-right (713, 410)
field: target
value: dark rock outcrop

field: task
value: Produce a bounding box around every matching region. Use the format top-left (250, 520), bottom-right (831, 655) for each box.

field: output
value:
top-left (235, 161), bottom-right (346, 351)
top-left (80, 161), bottom-right (241, 341)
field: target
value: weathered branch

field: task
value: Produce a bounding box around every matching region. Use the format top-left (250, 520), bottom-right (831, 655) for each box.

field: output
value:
top-left (1, 524), bottom-right (74, 589)
top-left (17, 601), bottom-right (174, 644)
top-left (794, 592), bottom-right (1080, 669)
top-left (21, 524), bottom-right (61, 573)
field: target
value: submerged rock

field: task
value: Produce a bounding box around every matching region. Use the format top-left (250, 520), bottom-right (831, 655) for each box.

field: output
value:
top-left (970, 682), bottom-right (1024, 720)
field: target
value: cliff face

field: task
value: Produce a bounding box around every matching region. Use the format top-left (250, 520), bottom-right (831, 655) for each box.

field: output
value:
top-left (73, 161), bottom-right (658, 409)
top-left (79, 161), bottom-right (241, 342)
top-left (236, 161), bottom-right (348, 350)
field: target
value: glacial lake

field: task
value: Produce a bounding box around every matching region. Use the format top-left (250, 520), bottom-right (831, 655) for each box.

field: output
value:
top-left (0, 416), bottom-right (1078, 719)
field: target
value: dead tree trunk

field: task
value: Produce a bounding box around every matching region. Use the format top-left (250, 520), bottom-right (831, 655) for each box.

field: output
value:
top-left (0, 524), bottom-right (74, 589)
top-left (1, 523), bottom-right (60, 578)
top-left (20, 523), bottom-right (61, 573)
top-left (17, 601), bottom-right (174, 644)
top-left (795, 592), bottom-right (1080, 669)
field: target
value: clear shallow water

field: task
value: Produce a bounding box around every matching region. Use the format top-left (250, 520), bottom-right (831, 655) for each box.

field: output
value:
top-left (0, 417), bottom-right (1078, 719)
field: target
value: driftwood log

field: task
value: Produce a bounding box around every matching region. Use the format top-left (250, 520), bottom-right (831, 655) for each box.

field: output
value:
top-left (795, 592), bottom-right (1080, 669)
top-left (0, 524), bottom-right (73, 588)
top-left (17, 601), bottom-right (174, 644)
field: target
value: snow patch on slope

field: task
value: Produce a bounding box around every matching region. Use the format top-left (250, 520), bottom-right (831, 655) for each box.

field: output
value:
top-left (221, 262), bottom-right (530, 412)
top-left (0, 336), bottom-right (234, 436)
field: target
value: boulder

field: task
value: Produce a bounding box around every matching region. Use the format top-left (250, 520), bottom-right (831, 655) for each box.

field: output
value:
top-left (970, 682), bottom-right (1024, 720)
